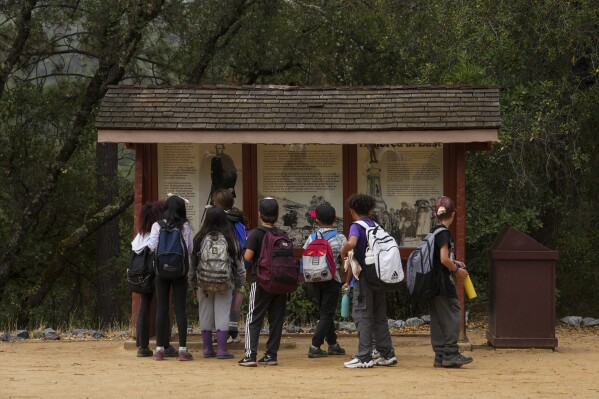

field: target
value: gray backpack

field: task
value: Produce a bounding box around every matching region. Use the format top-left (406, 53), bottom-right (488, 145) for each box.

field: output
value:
top-left (197, 232), bottom-right (232, 292)
top-left (406, 227), bottom-right (447, 300)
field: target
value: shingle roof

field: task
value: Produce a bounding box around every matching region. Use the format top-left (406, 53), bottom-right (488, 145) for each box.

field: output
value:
top-left (95, 85), bottom-right (500, 131)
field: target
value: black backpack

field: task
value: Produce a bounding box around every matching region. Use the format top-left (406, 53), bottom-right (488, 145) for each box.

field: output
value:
top-left (127, 246), bottom-right (155, 294)
top-left (154, 221), bottom-right (188, 280)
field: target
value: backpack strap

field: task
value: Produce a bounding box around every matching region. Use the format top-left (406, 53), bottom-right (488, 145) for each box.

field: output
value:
top-left (322, 230), bottom-right (338, 241)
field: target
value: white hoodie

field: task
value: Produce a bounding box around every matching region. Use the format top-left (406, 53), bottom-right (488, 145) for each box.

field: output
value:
top-left (131, 233), bottom-right (151, 254)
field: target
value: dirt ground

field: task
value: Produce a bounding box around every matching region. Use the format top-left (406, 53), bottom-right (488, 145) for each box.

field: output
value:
top-left (2, 324), bottom-right (599, 399)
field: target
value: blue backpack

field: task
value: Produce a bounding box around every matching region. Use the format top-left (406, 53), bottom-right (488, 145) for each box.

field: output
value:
top-left (232, 221), bottom-right (249, 248)
top-left (154, 220), bottom-right (188, 280)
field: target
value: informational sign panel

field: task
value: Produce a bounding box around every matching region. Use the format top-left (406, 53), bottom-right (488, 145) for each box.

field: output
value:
top-left (157, 144), bottom-right (243, 233)
top-left (357, 144), bottom-right (443, 248)
top-left (257, 144), bottom-right (343, 246)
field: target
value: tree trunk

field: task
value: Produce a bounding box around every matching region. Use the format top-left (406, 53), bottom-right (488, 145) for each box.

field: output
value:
top-left (95, 142), bottom-right (122, 326)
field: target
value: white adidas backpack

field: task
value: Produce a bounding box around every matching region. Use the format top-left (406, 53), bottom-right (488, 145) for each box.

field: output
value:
top-left (355, 220), bottom-right (404, 291)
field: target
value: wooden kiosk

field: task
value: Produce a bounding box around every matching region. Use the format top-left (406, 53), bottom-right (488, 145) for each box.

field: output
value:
top-left (96, 85), bottom-right (500, 339)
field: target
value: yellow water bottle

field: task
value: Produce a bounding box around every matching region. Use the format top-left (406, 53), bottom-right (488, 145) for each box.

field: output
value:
top-left (463, 275), bottom-right (477, 299)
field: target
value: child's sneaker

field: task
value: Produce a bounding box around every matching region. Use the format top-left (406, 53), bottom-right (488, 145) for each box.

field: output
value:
top-left (375, 353), bottom-right (397, 367)
top-left (153, 349), bottom-right (165, 361)
top-left (137, 347), bottom-right (152, 357)
top-left (178, 350), bottom-right (193, 361)
top-left (352, 349), bottom-right (380, 360)
top-left (238, 356), bottom-right (257, 367)
top-left (257, 353), bottom-right (278, 365)
top-left (164, 346), bottom-right (179, 358)
top-left (308, 346), bottom-right (328, 358)
top-left (344, 358), bottom-right (374, 368)
top-left (442, 353), bottom-right (473, 368)
top-left (227, 335), bottom-right (241, 344)
top-left (327, 343), bottom-right (346, 355)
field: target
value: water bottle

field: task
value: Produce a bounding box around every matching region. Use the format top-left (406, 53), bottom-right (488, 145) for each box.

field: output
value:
top-left (341, 288), bottom-right (350, 319)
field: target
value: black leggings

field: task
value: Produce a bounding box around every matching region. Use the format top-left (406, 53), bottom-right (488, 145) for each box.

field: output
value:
top-left (155, 276), bottom-right (187, 347)
top-left (136, 290), bottom-right (171, 349)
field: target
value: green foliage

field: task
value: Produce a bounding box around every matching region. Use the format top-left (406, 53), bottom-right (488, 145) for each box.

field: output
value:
top-left (1, 0), bottom-right (598, 326)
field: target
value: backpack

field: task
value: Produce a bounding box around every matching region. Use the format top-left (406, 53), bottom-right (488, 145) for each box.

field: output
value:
top-left (197, 232), bottom-right (233, 292)
top-left (127, 246), bottom-right (155, 294)
top-left (302, 230), bottom-right (338, 283)
top-left (355, 220), bottom-right (404, 292)
top-left (233, 221), bottom-right (249, 248)
top-left (406, 226), bottom-right (447, 300)
top-left (255, 227), bottom-right (299, 294)
top-left (154, 220), bottom-right (188, 280)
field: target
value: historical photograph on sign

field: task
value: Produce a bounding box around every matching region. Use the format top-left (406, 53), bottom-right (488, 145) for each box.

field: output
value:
top-left (158, 144), bottom-right (243, 232)
top-left (357, 144), bottom-right (443, 248)
top-left (257, 144), bottom-right (343, 246)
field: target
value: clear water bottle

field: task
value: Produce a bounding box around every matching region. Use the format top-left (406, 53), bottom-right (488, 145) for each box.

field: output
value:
top-left (341, 288), bottom-right (350, 319)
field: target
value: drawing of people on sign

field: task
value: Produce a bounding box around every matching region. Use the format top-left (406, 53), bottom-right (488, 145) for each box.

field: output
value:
top-left (210, 144), bottom-right (237, 198)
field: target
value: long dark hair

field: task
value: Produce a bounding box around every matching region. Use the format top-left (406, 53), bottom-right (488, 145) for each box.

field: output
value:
top-left (161, 195), bottom-right (188, 229)
top-left (193, 207), bottom-right (240, 260)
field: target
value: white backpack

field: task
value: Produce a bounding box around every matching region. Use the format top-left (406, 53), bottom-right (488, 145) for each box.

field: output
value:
top-left (355, 220), bottom-right (404, 291)
top-left (197, 232), bottom-right (232, 292)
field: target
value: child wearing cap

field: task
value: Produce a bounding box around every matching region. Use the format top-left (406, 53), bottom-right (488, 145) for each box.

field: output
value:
top-left (238, 197), bottom-right (288, 367)
top-left (429, 196), bottom-right (473, 368)
top-left (303, 203), bottom-right (347, 358)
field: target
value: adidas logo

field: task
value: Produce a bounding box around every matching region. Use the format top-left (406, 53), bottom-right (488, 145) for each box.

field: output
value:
top-left (391, 271), bottom-right (399, 280)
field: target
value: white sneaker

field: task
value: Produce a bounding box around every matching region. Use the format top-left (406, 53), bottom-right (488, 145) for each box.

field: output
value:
top-left (227, 336), bottom-right (240, 344)
top-left (344, 358), bottom-right (374, 368)
top-left (375, 356), bottom-right (397, 366)
top-left (372, 349), bottom-right (381, 360)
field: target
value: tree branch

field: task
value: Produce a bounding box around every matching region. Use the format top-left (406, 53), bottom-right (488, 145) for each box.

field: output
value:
top-left (26, 193), bottom-right (134, 309)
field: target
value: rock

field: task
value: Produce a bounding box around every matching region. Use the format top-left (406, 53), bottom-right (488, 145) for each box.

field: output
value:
top-left (388, 319), bottom-right (406, 328)
top-left (561, 316), bottom-right (583, 326)
top-left (260, 327), bottom-right (270, 335)
top-left (43, 328), bottom-right (60, 340)
top-left (286, 325), bottom-right (302, 334)
top-left (92, 331), bottom-right (104, 339)
top-left (16, 330), bottom-right (29, 339)
top-left (338, 322), bottom-right (357, 332)
top-left (581, 317), bottom-right (599, 327)
top-left (33, 331), bottom-right (43, 339)
top-left (1, 332), bottom-right (12, 341)
top-left (421, 315), bottom-right (431, 324)
top-left (406, 317), bottom-right (425, 326)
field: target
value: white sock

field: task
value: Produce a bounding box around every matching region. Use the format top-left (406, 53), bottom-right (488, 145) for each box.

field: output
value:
top-left (179, 346), bottom-right (187, 352)
top-left (155, 346), bottom-right (164, 352)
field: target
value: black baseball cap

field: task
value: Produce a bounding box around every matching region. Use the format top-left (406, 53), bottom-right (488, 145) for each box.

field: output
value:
top-left (259, 197), bottom-right (279, 218)
top-left (315, 203), bottom-right (336, 225)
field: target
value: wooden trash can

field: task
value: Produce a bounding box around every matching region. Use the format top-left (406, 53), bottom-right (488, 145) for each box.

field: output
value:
top-left (487, 227), bottom-right (559, 349)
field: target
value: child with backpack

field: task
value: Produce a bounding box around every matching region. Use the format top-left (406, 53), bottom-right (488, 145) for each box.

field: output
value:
top-left (211, 188), bottom-right (249, 344)
top-left (302, 203), bottom-right (347, 358)
top-left (340, 194), bottom-right (397, 368)
top-left (190, 206), bottom-right (246, 359)
top-left (238, 197), bottom-right (296, 367)
top-left (130, 200), bottom-right (178, 358)
top-left (147, 194), bottom-right (194, 361)
top-left (428, 196), bottom-right (473, 368)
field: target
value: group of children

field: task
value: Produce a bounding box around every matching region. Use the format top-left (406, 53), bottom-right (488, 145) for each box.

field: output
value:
top-left (132, 191), bottom-right (473, 369)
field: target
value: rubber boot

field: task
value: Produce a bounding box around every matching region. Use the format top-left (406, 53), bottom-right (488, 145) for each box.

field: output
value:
top-left (201, 330), bottom-right (216, 358)
top-left (216, 330), bottom-right (234, 359)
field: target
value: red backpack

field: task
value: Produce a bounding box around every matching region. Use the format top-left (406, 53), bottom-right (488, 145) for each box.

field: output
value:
top-left (256, 227), bottom-right (299, 294)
